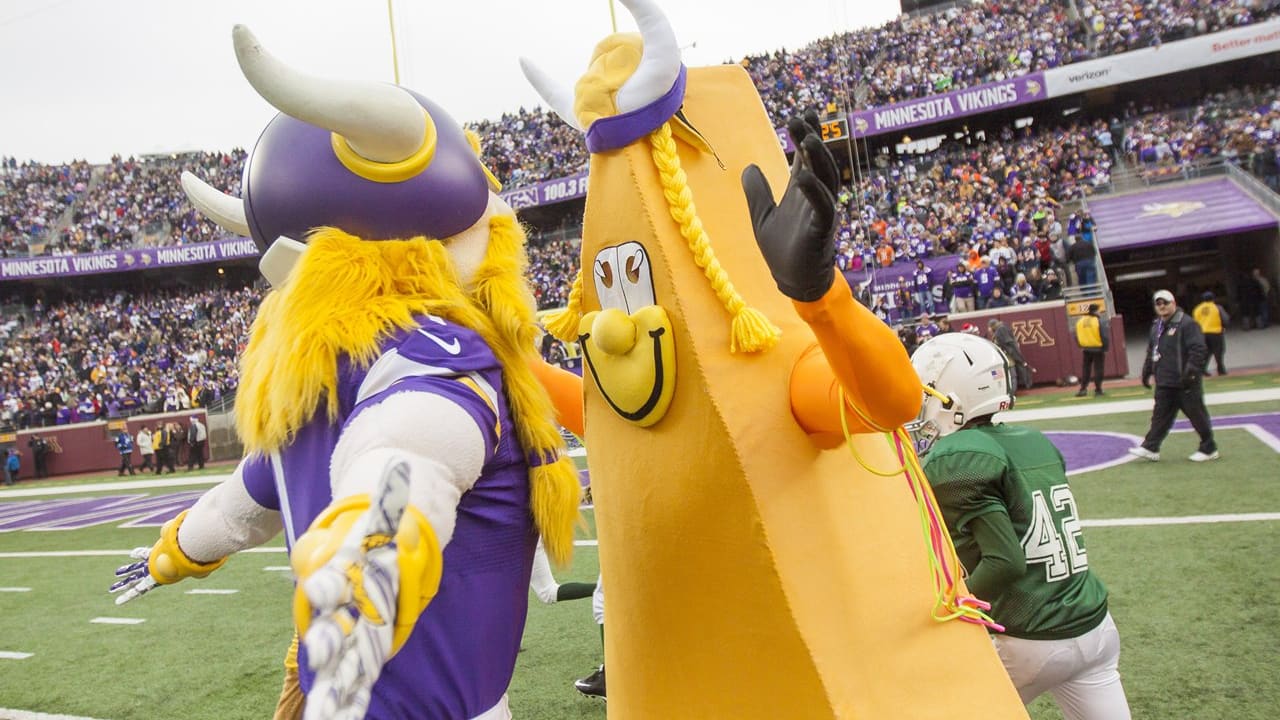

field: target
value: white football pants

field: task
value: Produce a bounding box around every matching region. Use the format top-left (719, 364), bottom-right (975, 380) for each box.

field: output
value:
top-left (993, 612), bottom-right (1131, 720)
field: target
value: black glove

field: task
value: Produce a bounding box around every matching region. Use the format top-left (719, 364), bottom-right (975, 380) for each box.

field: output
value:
top-left (1141, 375), bottom-right (1152, 389)
top-left (1181, 370), bottom-right (1201, 388)
top-left (741, 112), bottom-right (840, 302)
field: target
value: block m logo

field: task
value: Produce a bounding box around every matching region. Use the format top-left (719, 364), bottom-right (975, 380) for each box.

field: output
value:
top-left (1011, 319), bottom-right (1056, 347)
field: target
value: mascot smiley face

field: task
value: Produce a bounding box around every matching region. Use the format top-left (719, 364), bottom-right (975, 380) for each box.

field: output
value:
top-left (577, 241), bottom-right (675, 426)
top-left (522, 1), bottom-right (1030, 718)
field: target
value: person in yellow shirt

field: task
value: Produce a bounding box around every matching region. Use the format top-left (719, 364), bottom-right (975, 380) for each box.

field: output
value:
top-left (1074, 303), bottom-right (1110, 397)
top-left (1192, 291), bottom-right (1229, 376)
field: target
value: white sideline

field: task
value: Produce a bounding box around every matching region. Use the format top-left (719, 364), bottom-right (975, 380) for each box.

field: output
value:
top-left (0, 476), bottom-right (227, 499)
top-left (4, 391), bottom-right (1274, 502)
top-left (0, 710), bottom-right (106, 720)
top-left (0, 517), bottom-right (1270, 562)
top-left (1000, 388), bottom-right (1280, 422)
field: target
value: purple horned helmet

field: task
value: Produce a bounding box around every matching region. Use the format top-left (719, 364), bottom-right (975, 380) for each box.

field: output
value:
top-left (182, 26), bottom-right (498, 285)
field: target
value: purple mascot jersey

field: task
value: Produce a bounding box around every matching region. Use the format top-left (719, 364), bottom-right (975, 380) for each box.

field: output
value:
top-left (241, 316), bottom-right (535, 719)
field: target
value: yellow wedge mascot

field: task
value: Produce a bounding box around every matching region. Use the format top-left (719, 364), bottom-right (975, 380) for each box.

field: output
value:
top-left (524, 1), bottom-right (1029, 717)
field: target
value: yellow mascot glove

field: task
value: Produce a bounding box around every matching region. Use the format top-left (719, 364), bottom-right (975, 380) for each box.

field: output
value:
top-left (147, 509), bottom-right (228, 584)
top-left (290, 494), bottom-right (443, 656)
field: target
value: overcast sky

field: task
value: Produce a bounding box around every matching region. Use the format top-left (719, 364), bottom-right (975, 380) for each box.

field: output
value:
top-left (2, 0), bottom-right (903, 164)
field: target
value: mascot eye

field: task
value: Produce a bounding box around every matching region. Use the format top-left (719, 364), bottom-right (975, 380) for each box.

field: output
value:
top-left (615, 242), bottom-right (655, 310)
top-left (592, 242), bottom-right (655, 314)
top-left (595, 259), bottom-right (615, 289)
top-left (625, 252), bottom-right (643, 284)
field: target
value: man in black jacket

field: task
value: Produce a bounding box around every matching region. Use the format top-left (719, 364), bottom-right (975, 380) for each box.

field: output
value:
top-left (1130, 290), bottom-right (1218, 463)
top-left (987, 318), bottom-right (1033, 390)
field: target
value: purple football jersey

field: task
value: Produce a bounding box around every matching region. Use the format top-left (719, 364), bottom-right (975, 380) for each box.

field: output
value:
top-left (241, 315), bottom-right (535, 719)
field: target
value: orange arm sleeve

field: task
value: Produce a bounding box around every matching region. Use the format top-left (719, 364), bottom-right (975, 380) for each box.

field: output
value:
top-left (528, 358), bottom-right (585, 438)
top-left (790, 273), bottom-right (921, 442)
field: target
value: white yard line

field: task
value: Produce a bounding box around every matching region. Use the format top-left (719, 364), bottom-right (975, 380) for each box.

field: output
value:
top-left (2, 510), bottom-right (1275, 563)
top-left (0, 547), bottom-right (286, 559)
top-left (88, 617), bottom-right (144, 625)
top-left (1082, 512), bottom-right (1280, 527)
top-left (184, 589), bottom-right (238, 595)
top-left (0, 653), bottom-right (34, 661)
top-left (0, 476), bottom-right (228, 499)
top-left (1000, 388), bottom-right (1280, 422)
top-left (0, 587), bottom-right (32, 592)
top-left (263, 566), bottom-right (292, 572)
top-left (0, 710), bottom-right (108, 720)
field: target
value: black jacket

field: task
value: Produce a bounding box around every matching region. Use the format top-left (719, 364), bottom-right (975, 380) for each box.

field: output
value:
top-left (990, 322), bottom-right (1026, 365)
top-left (1142, 309), bottom-right (1208, 388)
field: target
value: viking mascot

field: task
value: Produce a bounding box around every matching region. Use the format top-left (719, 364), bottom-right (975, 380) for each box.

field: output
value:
top-left (522, 0), bottom-right (1029, 717)
top-left (110, 26), bottom-right (581, 720)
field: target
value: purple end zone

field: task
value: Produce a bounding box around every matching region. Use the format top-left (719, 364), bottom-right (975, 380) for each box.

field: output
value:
top-left (1045, 431), bottom-right (1145, 475)
top-left (1173, 412), bottom-right (1280, 440)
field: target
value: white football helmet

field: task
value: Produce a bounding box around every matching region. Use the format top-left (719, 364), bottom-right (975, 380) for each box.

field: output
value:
top-left (907, 334), bottom-right (1016, 454)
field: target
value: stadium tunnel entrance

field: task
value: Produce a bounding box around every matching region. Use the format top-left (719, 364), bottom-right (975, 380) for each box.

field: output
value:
top-left (1103, 226), bottom-right (1280, 328)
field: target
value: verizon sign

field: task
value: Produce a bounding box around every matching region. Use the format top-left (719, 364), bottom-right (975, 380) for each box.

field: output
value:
top-left (1044, 19), bottom-right (1280, 96)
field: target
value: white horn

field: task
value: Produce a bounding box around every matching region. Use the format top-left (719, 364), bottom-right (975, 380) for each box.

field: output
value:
top-left (181, 171), bottom-right (252, 238)
top-left (231, 25), bottom-right (426, 164)
top-left (519, 57), bottom-right (582, 131)
top-left (615, 0), bottom-right (681, 114)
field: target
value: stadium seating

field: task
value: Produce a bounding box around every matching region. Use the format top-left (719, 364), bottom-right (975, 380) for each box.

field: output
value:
top-left (0, 285), bottom-right (257, 430)
top-left (4, 3), bottom-right (1280, 412)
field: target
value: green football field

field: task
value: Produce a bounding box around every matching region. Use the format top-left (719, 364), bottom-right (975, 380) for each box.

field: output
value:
top-left (0, 384), bottom-right (1277, 720)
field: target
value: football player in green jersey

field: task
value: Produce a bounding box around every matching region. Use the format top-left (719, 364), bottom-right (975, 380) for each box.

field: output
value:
top-left (910, 333), bottom-right (1132, 720)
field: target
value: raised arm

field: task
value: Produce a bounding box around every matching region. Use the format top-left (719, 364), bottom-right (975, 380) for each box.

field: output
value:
top-left (789, 273), bottom-right (921, 442)
top-left (742, 114), bottom-right (920, 444)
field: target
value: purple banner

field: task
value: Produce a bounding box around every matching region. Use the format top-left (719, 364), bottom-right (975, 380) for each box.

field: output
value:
top-left (853, 254), bottom-right (960, 296)
top-left (1088, 178), bottom-right (1278, 251)
top-left (847, 73), bottom-right (1046, 138)
top-left (499, 171), bottom-right (589, 210)
top-left (0, 237), bottom-right (260, 280)
top-left (842, 254), bottom-right (960, 324)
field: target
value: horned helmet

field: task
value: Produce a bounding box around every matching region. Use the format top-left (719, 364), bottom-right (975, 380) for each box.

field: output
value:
top-left (182, 26), bottom-right (502, 286)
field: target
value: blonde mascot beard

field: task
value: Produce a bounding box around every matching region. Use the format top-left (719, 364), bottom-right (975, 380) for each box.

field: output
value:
top-left (109, 25), bottom-right (580, 720)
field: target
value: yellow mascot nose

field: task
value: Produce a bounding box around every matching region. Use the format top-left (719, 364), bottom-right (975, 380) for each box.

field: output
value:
top-left (592, 308), bottom-right (638, 356)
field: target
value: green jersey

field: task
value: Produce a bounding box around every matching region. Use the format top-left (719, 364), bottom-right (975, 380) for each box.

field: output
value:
top-left (923, 423), bottom-right (1108, 640)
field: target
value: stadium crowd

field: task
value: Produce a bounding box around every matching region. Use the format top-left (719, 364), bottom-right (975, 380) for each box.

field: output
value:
top-left (40, 150), bottom-right (247, 256)
top-left (0, 158), bottom-right (91, 257)
top-left (743, 0), bottom-right (1280, 124)
top-left (6, 1), bottom-right (1280, 260)
top-left (1120, 83), bottom-right (1280, 185)
top-left (831, 117), bottom-right (1112, 278)
top-left (3, 3), bottom-right (1280, 422)
top-left (0, 284), bottom-right (258, 430)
